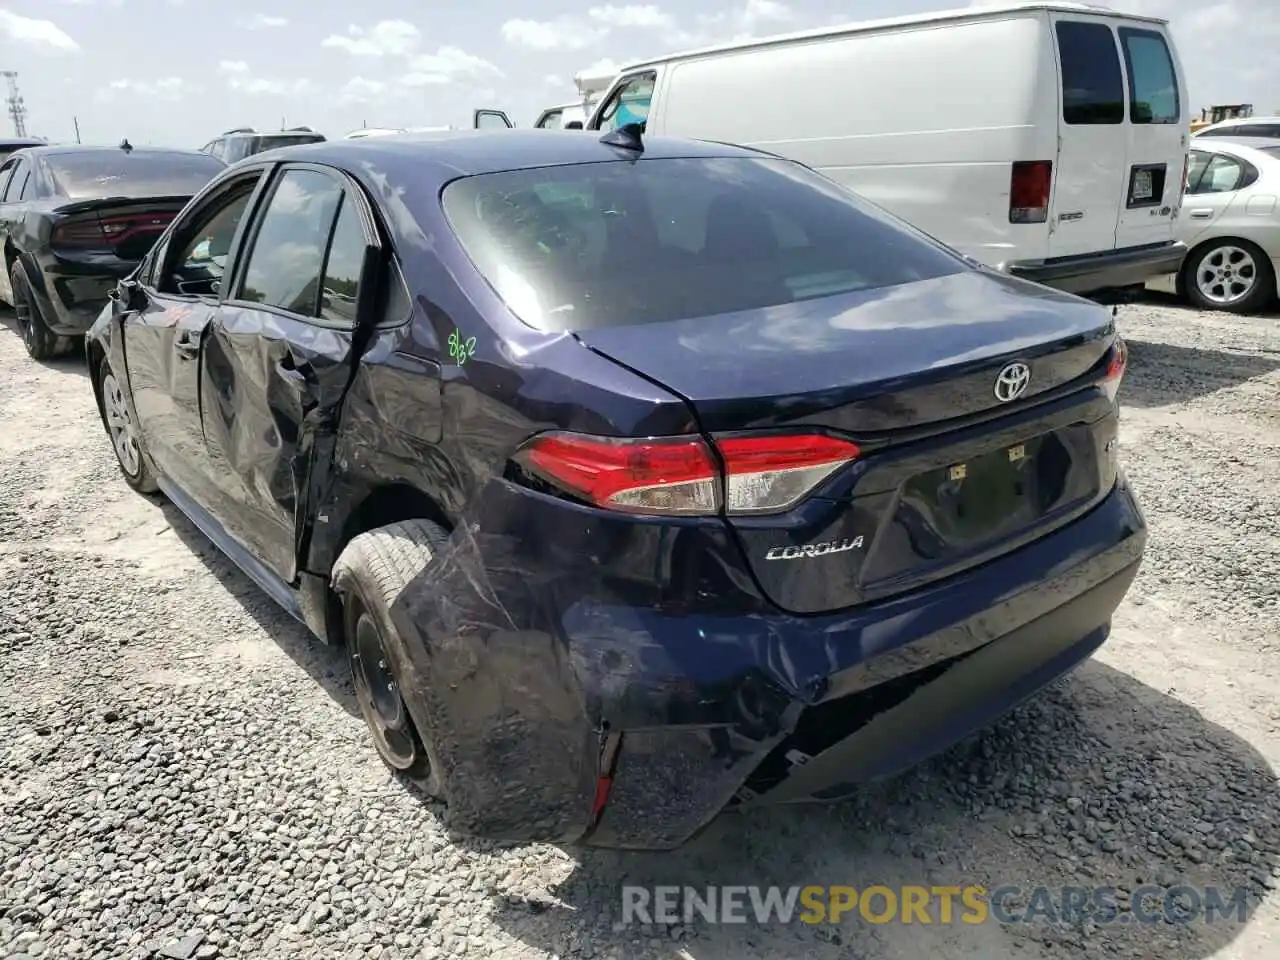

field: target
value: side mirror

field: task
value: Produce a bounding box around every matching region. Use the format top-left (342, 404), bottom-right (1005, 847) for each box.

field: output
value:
top-left (565, 121), bottom-right (584, 130)
top-left (110, 278), bottom-right (145, 313)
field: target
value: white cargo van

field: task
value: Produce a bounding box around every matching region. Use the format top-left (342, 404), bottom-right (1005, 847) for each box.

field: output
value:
top-left (564, 1), bottom-right (1191, 298)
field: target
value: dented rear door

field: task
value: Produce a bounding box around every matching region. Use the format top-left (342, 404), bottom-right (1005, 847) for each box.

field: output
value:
top-left (198, 165), bottom-right (372, 585)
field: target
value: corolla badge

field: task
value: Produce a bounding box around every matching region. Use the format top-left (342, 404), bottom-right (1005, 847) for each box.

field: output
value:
top-left (994, 361), bottom-right (1032, 403)
top-left (765, 536), bottom-right (864, 561)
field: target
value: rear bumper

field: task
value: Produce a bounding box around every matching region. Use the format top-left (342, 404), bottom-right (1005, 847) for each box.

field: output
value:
top-left (25, 252), bottom-right (138, 336)
top-left (1003, 241), bottom-right (1188, 295)
top-left (386, 476), bottom-right (1146, 852)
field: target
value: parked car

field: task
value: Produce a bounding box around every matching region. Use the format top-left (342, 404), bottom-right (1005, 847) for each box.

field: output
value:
top-left (0, 143), bottom-right (225, 360)
top-left (494, 1), bottom-right (1189, 302)
top-left (479, 63), bottom-right (614, 132)
top-left (1143, 139), bottom-right (1280, 313)
top-left (1193, 115), bottom-right (1280, 141)
top-left (0, 137), bottom-right (48, 163)
top-left (200, 126), bottom-right (326, 163)
top-left (86, 128), bottom-right (1145, 850)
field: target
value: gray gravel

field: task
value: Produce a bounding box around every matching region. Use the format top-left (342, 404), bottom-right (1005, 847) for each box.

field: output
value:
top-left (1, 297), bottom-right (1278, 960)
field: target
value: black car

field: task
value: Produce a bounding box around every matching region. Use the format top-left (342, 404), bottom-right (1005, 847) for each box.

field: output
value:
top-left (200, 127), bottom-right (326, 164)
top-left (0, 143), bottom-right (226, 360)
top-left (87, 129), bottom-right (1144, 851)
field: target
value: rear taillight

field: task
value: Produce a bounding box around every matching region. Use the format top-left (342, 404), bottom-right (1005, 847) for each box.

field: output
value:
top-left (515, 431), bottom-right (860, 517)
top-left (1101, 338), bottom-right (1127, 403)
top-left (51, 219), bottom-right (108, 248)
top-left (1009, 160), bottom-right (1053, 224)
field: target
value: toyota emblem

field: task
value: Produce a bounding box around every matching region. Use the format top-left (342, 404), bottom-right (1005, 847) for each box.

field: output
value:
top-left (994, 362), bottom-right (1031, 403)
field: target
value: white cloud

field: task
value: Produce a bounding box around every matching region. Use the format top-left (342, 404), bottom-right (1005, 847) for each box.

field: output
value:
top-left (94, 77), bottom-right (189, 103)
top-left (0, 10), bottom-right (79, 52)
top-left (339, 77), bottom-right (386, 104)
top-left (665, 0), bottom-right (794, 47)
top-left (578, 57), bottom-right (623, 77)
top-left (409, 46), bottom-right (502, 79)
top-left (217, 60), bottom-right (313, 96)
top-left (236, 13), bottom-right (288, 29)
top-left (587, 5), bottom-right (673, 29)
top-left (400, 72), bottom-right (451, 87)
top-left (501, 17), bottom-right (608, 51)
top-left (322, 20), bottom-right (421, 57)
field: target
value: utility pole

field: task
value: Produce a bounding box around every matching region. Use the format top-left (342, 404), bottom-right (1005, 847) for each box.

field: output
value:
top-left (2, 72), bottom-right (28, 138)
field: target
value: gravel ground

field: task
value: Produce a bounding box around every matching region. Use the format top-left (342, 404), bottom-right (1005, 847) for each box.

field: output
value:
top-left (0, 297), bottom-right (1277, 960)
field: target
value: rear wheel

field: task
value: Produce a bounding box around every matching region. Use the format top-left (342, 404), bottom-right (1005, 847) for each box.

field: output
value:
top-left (99, 359), bottom-right (160, 494)
top-left (1182, 239), bottom-right (1276, 314)
top-left (333, 520), bottom-right (447, 797)
top-left (11, 261), bottom-right (58, 361)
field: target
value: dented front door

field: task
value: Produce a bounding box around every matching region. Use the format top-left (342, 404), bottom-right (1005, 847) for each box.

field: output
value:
top-left (197, 164), bottom-right (369, 585)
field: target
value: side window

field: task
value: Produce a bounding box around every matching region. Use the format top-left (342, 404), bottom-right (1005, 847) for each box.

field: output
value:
top-left (17, 167), bottom-right (35, 201)
top-left (161, 177), bottom-right (260, 296)
top-left (536, 110), bottom-right (563, 130)
top-left (596, 73), bottom-right (656, 131)
top-left (1186, 150), bottom-right (1212, 192)
top-left (237, 168), bottom-right (343, 316)
top-left (1189, 154), bottom-right (1244, 195)
top-left (1055, 21), bottom-right (1125, 124)
top-left (0, 162), bottom-right (15, 201)
top-left (1119, 28), bottom-right (1179, 124)
top-left (1197, 125), bottom-right (1239, 138)
top-left (318, 194), bottom-right (366, 326)
top-left (3, 160), bottom-right (26, 202)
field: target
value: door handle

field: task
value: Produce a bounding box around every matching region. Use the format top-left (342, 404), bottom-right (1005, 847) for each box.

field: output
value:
top-left (1188, 209), bottom-right (1214, 219)
top-left (175, 336), bottom-right (199, 359)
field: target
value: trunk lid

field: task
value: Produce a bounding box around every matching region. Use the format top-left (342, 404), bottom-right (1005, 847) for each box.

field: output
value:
top-left (577, 270), bottom-right (1123, 614)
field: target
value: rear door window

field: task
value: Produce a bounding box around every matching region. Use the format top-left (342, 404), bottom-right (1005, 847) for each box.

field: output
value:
top-left (1188, 154), bottom-right (1245, 195)
top-left (595, 73), bottom-right (656, 131)
top-left (1118, 28), bottom-right (1179, 124)
top-left (1055, 21), bottom-right (1125, 124)
top-left (440, 156), bottom-right (966, 333)
top-left (3, 160), bottom-right (28, 201)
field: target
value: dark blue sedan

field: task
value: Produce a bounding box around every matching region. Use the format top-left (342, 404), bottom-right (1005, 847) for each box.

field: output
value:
top-left (86, 127), bottom-right (1146, 850)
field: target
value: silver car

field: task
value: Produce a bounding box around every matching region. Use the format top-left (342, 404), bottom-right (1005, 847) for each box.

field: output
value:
top-left (1146, 139), bottom-right (1280, 313)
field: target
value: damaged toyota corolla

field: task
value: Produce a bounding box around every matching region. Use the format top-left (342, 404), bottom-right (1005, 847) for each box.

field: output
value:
top-left (86, 126), bottom-right (1146, 851)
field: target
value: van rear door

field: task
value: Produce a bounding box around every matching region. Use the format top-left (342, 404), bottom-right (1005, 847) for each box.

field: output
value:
top-left (1113, 21), bottom-right (1186, 249)
top-left (1047, 13), bottom-right (1128, 258)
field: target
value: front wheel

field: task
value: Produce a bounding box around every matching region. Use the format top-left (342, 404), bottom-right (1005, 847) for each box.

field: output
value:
top-left (333, 520), bottom-right (448, 798)
top-left (1182, 239), bottom-right (1277, 314)
top-left (99, 359), bottom-right (159, 494)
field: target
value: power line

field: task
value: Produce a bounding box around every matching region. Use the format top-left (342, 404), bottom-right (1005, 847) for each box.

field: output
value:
top-left (2, 71), bottom-right (27, 137)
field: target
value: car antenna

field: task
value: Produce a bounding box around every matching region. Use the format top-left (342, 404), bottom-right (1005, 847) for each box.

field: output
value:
top-left (119, 138), bottom-right (133, 153)
top-left (599, 121), bottom-right (645, 153)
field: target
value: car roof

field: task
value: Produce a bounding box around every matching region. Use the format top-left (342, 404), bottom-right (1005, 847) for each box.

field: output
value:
top-left (1196, 115), bottom-right (1280, 133)
top-left (18, 145), bottom-right (214, 159)
top-left (246, 128), bottom-right (769, 184)
top-left (1196, 136), bottom-right (1280, 151)
top-left (1190, 140), bottom-right (1280, 166)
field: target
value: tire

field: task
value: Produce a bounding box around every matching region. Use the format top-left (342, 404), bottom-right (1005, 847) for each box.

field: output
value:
top-left (98, 357), bottom-right (160, 494)
top-left (1182, 238), bottom-right (1277, 314)
top-left (332, 519), bottom-right (448, 797)
top-left (11, 260), bottom-right (59, 361)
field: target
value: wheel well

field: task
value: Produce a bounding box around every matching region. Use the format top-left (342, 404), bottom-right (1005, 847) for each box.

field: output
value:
top-left (320, 484), bottom-right (454, 646)
top-left (86, 339), bottom-right (108, 428)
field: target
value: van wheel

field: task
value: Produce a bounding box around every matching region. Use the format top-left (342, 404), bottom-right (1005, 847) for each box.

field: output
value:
top-left (332, 520), bottom-right (448, 798)
top-left (1182, 239), bottom-right (1276, 314)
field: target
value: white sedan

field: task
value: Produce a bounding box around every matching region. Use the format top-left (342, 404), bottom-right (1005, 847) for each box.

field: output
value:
top-left (1146, 139), bottom-right (1280, 314)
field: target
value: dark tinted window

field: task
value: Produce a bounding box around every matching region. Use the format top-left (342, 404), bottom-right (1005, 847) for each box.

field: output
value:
top-left (319, 195), bottom-right (365, 325)
top-left (45, 151), bottom-right (224, 200)
top-left (253, 134), bottom-right (325, 153)
top-left (1119, 28), bottom-right (1179, 124)
top-left (441, 156), bottom-right (966, 333)
top-left (0, 163), bottom-right (15, 201)
top-left (1055, 21), bottom-right (1124, 125)
top-left (223, 139), bottom-right (252, 163)
top-left (238, 169), bottom-right (342, 315)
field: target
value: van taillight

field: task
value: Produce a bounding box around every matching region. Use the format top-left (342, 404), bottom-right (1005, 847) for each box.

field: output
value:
top-left (1009, 160), bottom-right (1053, 224)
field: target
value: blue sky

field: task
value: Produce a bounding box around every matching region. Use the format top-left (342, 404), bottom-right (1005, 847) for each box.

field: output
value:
top-left (0, 0), bottom-right (1274, 147)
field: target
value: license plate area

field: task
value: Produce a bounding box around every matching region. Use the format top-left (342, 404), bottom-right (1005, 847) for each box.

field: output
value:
top-left (861, 425), bottom-right (1101, 584)
top-left (1127, 164), bottom-right (1166, 208)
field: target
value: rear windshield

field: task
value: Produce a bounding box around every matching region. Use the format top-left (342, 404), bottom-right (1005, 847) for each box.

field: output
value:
top-left (46, 151), bottom-right (225, 200)
top-left (441, 156), bottom-right (967, 332)
top-left (255, 134), bottom-right (325, 152)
